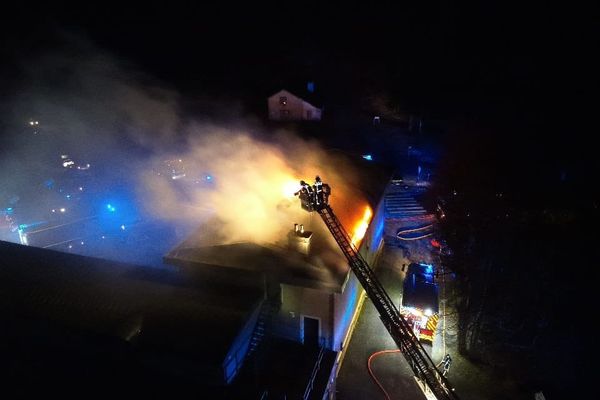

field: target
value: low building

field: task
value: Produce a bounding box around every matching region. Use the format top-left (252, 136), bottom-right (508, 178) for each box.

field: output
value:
top-left (1, 152), bottom-right (393, 399)
top-left (268, 89), bottom-right (322, 121)
top-left (165, 154), bottom-right (392, 397)
top-left (0, 240), bottom-right (265, 393)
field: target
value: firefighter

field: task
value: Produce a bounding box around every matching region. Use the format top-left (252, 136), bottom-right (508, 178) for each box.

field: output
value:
top-left (295, 180), bottom-right (314, 211)
top-left (294, 180), bottom-right (311, 196)
top-left (322, 181), bottom-right (331, 205)
top-left (314, 176), bottom-right (324, 206)
top-left (442, 354), bottom-right (452, 376)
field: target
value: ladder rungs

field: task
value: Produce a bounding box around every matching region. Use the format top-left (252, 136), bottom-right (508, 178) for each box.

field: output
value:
top-left (317, 206), bottom-right (459, 400)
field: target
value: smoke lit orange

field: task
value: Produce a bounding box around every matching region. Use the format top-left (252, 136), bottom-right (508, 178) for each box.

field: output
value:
top-left (351, 206), bottom-right (372, 247)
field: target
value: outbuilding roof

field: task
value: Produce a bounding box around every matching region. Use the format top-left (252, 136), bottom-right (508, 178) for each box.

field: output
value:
top-left (269, 88), bottom-right (323, 109)
top-left (0, 240), bottom-right (263, 380)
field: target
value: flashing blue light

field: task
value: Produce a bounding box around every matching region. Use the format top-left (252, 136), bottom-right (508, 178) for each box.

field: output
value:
top-left (106, 204), bottom-right (116, 212)
top-left (120, 224), bottom-right (126, 230)
top-left (362, 154), bottom-right (373, 161)
top-left (419, 263), bottom-right (434, 274)
top-left (6, 207), bottom-right (12, 212)
top-left (335, 277), bottom-right (360, 348)
top-left (66, 194), bottom-right (71, 199)
top-left (206, 175), bottom-right (212, 181)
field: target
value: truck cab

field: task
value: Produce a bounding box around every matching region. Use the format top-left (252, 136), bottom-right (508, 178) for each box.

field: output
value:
top-left (401, 263), bottom-right (440, 344)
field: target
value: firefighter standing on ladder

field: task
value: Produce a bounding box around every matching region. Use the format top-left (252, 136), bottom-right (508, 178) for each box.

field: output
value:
top-left (295, 180), bottom-right (314, 211)
top-left (312, 176), bottom-right (331, 210)
top-left (437, 354), bottom-right (452, 377)
top-left (294, 180), bottom-right (312, 197)
top-left (314, 176), bottom-right (324, 206)
top-left (295, 176), bottom-right (331, 211)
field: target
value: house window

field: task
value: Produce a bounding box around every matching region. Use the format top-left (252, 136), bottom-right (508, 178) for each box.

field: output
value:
top-left (279, 96), bottom-right (287, 106)
top-left (280, 110), bottom-right (290, 119)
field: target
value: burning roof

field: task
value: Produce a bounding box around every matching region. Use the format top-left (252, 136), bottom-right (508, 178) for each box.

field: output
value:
top-left (166, 235), bottom-right (348, 292)
top-left (164, 152), bottom-right (392, 292)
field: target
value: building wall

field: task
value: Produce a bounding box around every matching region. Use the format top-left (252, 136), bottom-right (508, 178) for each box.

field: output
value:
top-left (275, 285), bottom-right (333, 347)
top-left (332, 274), bottom-right (362, 351)
top-left (273, 198), bottom-right (386, 353)
top-left (332, 198), bottom-right (386, 351)
top-left (301, 100), bottom-right (322, 121)
top-left (268, 90), bottom-right (322, 121)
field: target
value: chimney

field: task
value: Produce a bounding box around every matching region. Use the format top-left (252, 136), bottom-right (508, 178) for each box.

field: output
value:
top-left (288, 223), bottom-right (312, 256)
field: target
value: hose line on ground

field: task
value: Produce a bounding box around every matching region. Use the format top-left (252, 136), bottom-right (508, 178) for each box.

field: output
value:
top-left (367, 349), bottom-right (402, 400)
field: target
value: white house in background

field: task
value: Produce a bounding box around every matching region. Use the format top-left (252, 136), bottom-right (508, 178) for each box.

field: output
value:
top-left (268, 89), bottom-right (322, 121)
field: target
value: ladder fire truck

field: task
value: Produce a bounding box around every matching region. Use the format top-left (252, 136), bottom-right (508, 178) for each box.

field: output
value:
top-left (295, 177), bottom-right (459, 400)
top-left (400, 263), bottom-right (440, 346)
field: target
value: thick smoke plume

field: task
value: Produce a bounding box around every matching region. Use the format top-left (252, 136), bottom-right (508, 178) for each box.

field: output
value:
top-left (140, 128), bottom-right (367, 246)
top-left (1, 32), bottom-right (368, 255)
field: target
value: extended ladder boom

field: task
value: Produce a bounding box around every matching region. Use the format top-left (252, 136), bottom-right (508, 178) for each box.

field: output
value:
top-left (318, 205), bottom-right (459, 400)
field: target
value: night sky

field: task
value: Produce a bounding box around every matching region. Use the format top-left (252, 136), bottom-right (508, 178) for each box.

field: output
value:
top-left (2, 3), bottom-right (590, 120)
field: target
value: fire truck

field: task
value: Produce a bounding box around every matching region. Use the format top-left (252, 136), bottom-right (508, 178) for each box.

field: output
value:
top-left (400, 263), bottom-right (440, 345)
top-left (295, 177), bottom-right (458, 400)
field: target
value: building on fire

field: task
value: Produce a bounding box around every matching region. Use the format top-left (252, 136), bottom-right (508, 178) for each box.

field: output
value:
top-left (0, 151), bottom-right (392, 399)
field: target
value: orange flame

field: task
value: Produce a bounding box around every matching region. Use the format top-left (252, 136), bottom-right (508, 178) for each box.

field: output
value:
top-left (351, 206), bottom-right (373, 247)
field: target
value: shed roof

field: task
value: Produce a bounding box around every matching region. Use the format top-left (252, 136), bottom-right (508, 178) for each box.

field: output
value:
top-left (166, 240), bottom-right (348, 292)
top-left (269, 88), bottom-right (323, 109)
top-left (0, 240), bottom-right (263, 367)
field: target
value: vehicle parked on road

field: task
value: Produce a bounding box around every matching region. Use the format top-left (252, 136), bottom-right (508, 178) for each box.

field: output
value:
top-left (400, 263), bottom-right (440, 344)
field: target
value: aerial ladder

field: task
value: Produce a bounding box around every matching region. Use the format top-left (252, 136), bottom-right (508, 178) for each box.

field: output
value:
top-left (295, 177), bottom-right (459, 400)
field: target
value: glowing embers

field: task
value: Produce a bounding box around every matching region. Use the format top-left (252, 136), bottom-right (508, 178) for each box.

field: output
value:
top-left (351, 206), bottom-right (373, 247)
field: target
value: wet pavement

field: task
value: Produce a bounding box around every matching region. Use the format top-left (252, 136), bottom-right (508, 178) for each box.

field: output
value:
top-left (336, 242), bottom-right (435, 400)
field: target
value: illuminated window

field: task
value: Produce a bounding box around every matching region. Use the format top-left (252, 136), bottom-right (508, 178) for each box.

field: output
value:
top-left (279, 96), bottom-right (287, 106)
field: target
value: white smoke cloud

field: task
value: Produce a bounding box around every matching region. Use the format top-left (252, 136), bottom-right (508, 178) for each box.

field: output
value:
top-left (139, 126), bottom-right (367, 246)
top-left (1, 31), bottom-right (370, 255)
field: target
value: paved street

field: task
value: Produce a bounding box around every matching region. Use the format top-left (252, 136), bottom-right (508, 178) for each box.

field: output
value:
top-left (337, 244), bottom-right (434, 400)
top-left (337, 183), bottom-right (445, 400)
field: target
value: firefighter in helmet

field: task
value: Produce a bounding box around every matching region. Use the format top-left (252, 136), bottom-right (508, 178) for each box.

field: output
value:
top-left (441, 354), bottom-right (452, 376)
top-left (295, 180), bottom-right (314, 211)
top-left (313, 176), bottom-right (324, 208)
top-left (294, 180), bottom-right (310, 196)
